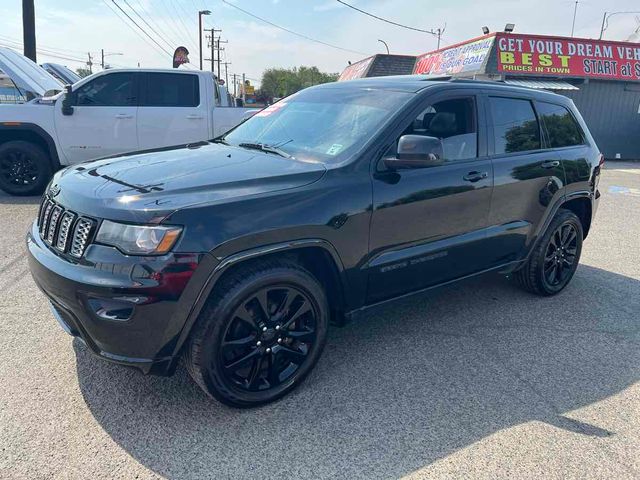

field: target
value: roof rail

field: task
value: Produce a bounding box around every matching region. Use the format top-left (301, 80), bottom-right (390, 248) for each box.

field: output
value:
top-left (449, 78), bottom-right (505, 86)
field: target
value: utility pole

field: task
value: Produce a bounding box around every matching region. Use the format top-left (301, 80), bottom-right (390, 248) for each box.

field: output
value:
top-left (436, 27), bottom-right (442, 49)
top-left (242, 73), bottom-right (246, 104)
top-left (233, 73), bottom-right (237, 97)
top-left (22, 0), bottom-right (36, 62)
top-left (215, 37), bottom-right (228, 79)
top-left (222, 61), bottom-right (231, 87)
top-left (87, 52), bottom-right (94, 74)
top-left (571, 0), bottom-right (579, 37)
top-left (205, 28), bottom-right (221, 73)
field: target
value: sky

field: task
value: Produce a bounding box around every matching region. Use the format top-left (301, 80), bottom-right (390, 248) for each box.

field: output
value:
top-left (1, 0), bottom-right (639, 86)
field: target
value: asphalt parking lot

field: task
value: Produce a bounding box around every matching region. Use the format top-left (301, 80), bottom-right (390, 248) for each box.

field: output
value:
top-left (0, 163), bottom-right (638, 479)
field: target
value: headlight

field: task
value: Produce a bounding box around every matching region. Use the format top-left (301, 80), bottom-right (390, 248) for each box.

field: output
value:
top-left (96, 220), bottom-right (182, 255)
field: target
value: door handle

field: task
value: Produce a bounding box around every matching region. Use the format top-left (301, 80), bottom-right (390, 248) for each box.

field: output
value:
top-left (463, 171), bottom-right (488, 182)
top-left (186, 114), bottom-right (204, 119)
top-left (541, 160), bottom-right (560, 169)
top-left (115, 113), bottom-right (133, 119)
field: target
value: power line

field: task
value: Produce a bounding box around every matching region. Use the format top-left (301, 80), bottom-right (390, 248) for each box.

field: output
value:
top-left (220, 0), bottom-right (368, 56)
top-left (108, 0), bottom-right (172, 57)
top-left (335, 0), bottom-right (440, 35)
top-left (122, 0), bottom-right (177, 50)
top-left (0, 43), bottom-right (86, 64)
top-left (163, 0), bottom-right (199, 49)
top-left (0, 34), bottom-right (89, 57)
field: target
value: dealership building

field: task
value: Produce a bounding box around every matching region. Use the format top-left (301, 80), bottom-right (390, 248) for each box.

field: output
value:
top-left (339, 32), bottom-right (640, 160)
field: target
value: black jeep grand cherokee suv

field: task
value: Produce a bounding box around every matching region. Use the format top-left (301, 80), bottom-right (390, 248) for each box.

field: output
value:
top-left (28, 76), bottom-right (602, 407)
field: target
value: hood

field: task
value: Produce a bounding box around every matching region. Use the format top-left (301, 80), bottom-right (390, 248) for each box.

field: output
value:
top-left (0, 48), bottom-right (63, 99)
top-left (51, 143), bottom-right (326, 223)
top-left (41, 63), bottom-right (81, 85)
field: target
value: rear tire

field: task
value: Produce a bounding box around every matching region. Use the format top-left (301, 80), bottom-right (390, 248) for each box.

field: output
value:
top-left (0, 141), bottom-right (52, 196)
top-left (514, 208), bottom-right (583, 296)
top-left (185, 260), bottom-right (329, 408)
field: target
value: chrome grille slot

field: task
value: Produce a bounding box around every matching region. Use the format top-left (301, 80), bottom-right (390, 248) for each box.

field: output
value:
top-left (40, 201), bottom-right (54, 237)
top-left (69, 218), bottom-right (94, 258)
top-left (37, 196), bottom-right (96, 258)
top-left (56, 211), bottom-right (76, 251)
top-left (46, 206), bottom-right (63, 245)
top-left (37, 196), bottom-right (48, 227)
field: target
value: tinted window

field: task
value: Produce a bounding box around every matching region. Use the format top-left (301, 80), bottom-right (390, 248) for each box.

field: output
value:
top-left (76, 73), bottom-right (136, 106)
top-left (490, 97), bottom-right (540, 154)
top-left (223, 87), bottom-right (413, 164)
top-left (402, 97), bottom-right (477, 162)
top-left (536, 102), bottom-right (584, 148)
top-left (143, 73), bottom-right (199, 107)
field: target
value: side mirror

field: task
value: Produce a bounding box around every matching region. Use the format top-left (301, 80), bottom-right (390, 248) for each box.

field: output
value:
top-left (383, 134), bottom-right (444, 170)
top-left (61, 84), bottom-right (75, 116)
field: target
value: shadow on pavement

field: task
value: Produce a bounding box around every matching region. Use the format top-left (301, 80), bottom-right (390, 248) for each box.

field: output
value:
top-left (0, 193), bottom-right (41, 205)
top-left (73, 264), bottom-right (640, 479)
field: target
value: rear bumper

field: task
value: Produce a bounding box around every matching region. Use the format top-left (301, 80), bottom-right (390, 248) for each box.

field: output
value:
top-left (26, 221), bottom-right (210, 375)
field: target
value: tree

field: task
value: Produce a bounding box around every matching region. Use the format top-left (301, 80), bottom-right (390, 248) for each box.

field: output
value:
top-left (260, 66), bottom-right (338, 100)
top-left (75, 67), bottom-right (92, 78)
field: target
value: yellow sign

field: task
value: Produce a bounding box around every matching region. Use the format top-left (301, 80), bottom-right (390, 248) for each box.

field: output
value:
top-left (244, 85), bottom-right (255, 95)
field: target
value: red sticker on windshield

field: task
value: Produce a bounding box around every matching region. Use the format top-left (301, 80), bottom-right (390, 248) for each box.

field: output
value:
top-left (255, 102), bottom-right (287, 117)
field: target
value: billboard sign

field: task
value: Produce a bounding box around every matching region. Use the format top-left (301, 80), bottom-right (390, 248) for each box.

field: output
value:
top-left (338, 56), bottom-right (374, 81)
top-left (496, 33), bottom-right (640, 81)
top-left (413, 35), bottom-right (495, 76)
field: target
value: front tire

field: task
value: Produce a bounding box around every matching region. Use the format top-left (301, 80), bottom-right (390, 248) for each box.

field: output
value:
top-left (514, 208), bottom-right (583, 296)
top-left (185, 260), bottom-right (329, 408)
top-left (0, 141), bottom-right (52, 196)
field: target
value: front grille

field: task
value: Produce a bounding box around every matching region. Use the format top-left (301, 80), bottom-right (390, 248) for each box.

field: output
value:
top-left (37, 196), bottom-right (96, 258)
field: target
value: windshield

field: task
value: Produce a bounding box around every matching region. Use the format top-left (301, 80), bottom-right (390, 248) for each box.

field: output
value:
top-left (222, 87), bottom-right (413, 163)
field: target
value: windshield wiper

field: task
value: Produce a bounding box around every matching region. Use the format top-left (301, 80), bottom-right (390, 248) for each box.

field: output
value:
top-left (238, 142), bottom-right (292, 159)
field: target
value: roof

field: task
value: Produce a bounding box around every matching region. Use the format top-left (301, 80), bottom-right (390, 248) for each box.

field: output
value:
top-left (322, 75), bottom-right (574, 101)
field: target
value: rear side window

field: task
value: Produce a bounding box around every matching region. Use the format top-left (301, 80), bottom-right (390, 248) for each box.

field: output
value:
top-left (490, 97), bottom-right (541, 154)
top-left (142, 73), bottom-right (199, 107)
top-left (536, 102), bottom-right (584, 148)
top-left (75, 73), bottom-right (136, 106)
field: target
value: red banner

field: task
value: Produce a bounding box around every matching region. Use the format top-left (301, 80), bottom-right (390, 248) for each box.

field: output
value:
top-left (496, 33), bottom-right (640, 81)
top-left (338, 56), bottom-right (373, 81)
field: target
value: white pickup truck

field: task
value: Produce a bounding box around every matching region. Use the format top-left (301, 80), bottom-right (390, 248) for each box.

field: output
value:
top-left (0, 48), bottom-right (257, 195)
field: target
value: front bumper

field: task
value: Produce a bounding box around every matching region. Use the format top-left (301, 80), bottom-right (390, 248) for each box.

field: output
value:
top-left (26, 221), bottom-right (209, 375)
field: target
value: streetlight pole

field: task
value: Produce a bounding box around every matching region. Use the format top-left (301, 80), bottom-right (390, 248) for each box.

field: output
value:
top-left (198, 10), bottom-right (211, 70)
top-left (101, 49), bottom-right (123, 69)
top-left (571, 0), bottom-right (579, 37)
top-left (377, 39), bottom-right (389, 54)
top-left (22, 0), bottom-right (36, 62)
top-left (599, 11), bottom-right (640, 39)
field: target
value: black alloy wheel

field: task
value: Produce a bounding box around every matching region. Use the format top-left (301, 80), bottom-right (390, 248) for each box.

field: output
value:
top-left (542, 223), bottom-right (578, 288)
top-left (185, 260), bottom-right (329, 408)
top-left (220, 284), bottom-right (319, 392)
top-left (514, 208), bottom-right (583, 296)
top-left (0, 141), bottom-right (52, 196)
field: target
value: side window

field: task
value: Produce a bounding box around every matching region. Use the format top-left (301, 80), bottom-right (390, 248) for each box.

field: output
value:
top-left (143, 73), bottom-right (199, 107)
top-left (75, 73), bottom-right (136, 106)
top-left (489, 97), bottom-right (541, 154)
top-left (400, 97), bottom-right (478, 162)
top-left (536, 102), bottom-right (584, 148)
top-left (0, 73), bottom-right (26, 104)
